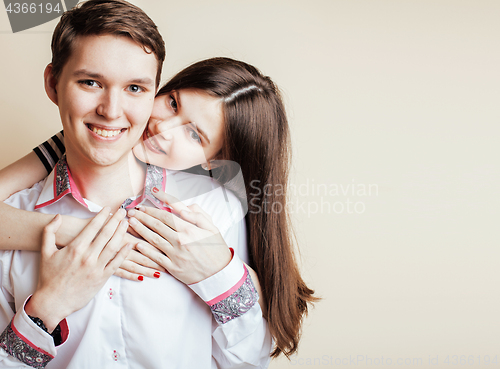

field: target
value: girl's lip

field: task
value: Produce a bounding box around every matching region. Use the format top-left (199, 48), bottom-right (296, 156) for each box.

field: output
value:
top-left (143, 129), bottom-right (165, 154)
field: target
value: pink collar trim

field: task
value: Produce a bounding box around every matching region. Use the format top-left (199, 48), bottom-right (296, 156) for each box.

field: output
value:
top-left (34, 156), bottom-right (169, 211)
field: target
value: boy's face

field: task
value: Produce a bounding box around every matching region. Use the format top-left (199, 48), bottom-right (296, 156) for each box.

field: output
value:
top-left (48, 34), bottom-right (157, 169)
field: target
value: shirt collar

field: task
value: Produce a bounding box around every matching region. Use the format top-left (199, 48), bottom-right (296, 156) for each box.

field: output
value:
top-left (35, 156), bottom-right (169, 211)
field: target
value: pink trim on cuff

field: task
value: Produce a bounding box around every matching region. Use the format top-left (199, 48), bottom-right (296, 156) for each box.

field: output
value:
top-left (188, 248), bottom-right (244, 303)
top-left (11, 320), bottom-right (54, 359)
top-left (206, 266), bottom-right (248, 306)
top-left (58, 319), bottom-right (69, 346)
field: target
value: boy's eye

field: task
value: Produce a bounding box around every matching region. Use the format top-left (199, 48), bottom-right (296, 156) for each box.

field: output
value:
top-left (79, 80), bottom-right (99, 88)
top-left (128, 85), bottom-right (144, 93)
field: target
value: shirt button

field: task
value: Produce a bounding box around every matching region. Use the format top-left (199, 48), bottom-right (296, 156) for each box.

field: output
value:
top-left (112, 350), bottom-right (120, 361)
top-left (108, 288), bottom-right (114, 299)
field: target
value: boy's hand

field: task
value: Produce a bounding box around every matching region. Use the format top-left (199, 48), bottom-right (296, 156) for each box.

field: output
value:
top-left (26, 208), bottom-right (132, 332)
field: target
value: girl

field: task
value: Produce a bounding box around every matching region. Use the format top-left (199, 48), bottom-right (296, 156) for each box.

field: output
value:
top-left (0, 57), bottom-right (316, 359)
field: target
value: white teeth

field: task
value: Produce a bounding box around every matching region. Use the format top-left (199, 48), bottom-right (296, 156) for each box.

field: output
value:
top-left (91, 126), bottom-right (121, 138)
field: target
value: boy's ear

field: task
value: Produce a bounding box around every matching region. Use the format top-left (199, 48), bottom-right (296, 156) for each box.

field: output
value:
top-left (44, 64), bottom-right (58, 105)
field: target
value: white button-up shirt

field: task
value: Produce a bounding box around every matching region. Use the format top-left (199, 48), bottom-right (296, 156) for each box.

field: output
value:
top-left (0, 158), bottom-right (272, 368)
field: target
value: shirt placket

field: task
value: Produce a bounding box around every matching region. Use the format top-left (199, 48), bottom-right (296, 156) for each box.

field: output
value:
top-left (102, 277), bottom-right (128, 367)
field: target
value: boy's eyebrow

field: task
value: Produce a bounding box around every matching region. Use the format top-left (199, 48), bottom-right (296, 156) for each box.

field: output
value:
top-left (128, 77), bottom-right (155, 86)
top-left (73, 69), bottom-right (103, 79)
top-left (73, 69), bottom-right (154, 86)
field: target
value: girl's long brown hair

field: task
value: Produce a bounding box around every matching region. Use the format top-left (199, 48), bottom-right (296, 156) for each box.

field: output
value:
top-left (158, 57), bottom-right (317, 357)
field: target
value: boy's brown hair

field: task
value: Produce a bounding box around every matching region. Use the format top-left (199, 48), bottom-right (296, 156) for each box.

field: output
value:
top-left (51, 0), bottom-right (165, 86)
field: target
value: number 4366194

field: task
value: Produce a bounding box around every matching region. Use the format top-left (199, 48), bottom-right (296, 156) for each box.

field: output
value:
top-left (5, 3), bottom-right (61, 14)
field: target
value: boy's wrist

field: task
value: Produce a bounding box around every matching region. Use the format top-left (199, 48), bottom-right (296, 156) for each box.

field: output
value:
top-left (25, 292), bottom-right (67, 333)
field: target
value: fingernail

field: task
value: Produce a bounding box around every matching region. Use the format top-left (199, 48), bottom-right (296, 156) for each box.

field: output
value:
top-left (127, 209), bottom-right (136, 217)
top-left (138, 275), bottom-right (144, 281)
top-left (154, 272), bottom-right (160, 278)
top-left (137, 205), bottom-right (145, 212)
top-left (152, 187), bottom-right (159, 194)
top-left (117, 208), bottom-right (126, 216)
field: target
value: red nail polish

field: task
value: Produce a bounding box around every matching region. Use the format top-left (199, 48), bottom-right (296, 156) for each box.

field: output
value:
top-left (154, 272), bottom-right (160, 278)
top-left (152, 187), bottom-right (159, 193)
top-left (138, 275), bottom-right (144, 281)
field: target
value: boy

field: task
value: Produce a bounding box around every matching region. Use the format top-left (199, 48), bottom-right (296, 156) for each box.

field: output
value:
top-left (0, 0), bottom-right (165, 366)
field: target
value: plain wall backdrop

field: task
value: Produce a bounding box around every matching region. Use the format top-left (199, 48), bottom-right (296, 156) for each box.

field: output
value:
top-left (1, 1), bottom-right (499, 368)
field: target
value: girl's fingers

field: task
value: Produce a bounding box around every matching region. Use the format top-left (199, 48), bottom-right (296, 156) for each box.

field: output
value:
top-left (133, 198), bottom-right (215, 232)
top-left (187, 204), bottom-right (211, 220)
top-left (103, 243), bottom-right (133, 277)
top-left (71, 207), bottom-right (111, 248)
top-left (136, 242), bottom-right (174, 272)
top-left (91, 209), bottom-right (127, 255)
top-left (129, 210), bottom-right (178, 247)
top-left (150, 189), bottom-right (192, 215)
top-left (130, 205), bottom-right (181, 232)
top-left (128, 215), bottom-right (176, 254)
top-left (116, 260), bottom-right (162, 280)
top-left (178, 209), bottom-right (217, 232)
top-left (126, 248), bottom-right (166, 272)
top-left (96, 219), bottom-right (129, 268)
top-left (114, 267), bottom-right (144, 282)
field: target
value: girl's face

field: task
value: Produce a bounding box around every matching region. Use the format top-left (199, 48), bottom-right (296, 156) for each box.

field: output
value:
top-left (133, 88), bottom-right (224, 170)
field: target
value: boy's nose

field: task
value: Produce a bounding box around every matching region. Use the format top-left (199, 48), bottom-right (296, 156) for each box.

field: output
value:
top-left (97, 90), bottom-right (123, 120)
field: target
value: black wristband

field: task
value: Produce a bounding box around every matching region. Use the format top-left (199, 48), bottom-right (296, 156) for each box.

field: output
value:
top-left (28, 315), bottom-right (63, 346)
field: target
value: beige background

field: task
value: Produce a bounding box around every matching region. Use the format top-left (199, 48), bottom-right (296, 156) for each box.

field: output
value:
top-left (1, 1), bottom-right (499, 368)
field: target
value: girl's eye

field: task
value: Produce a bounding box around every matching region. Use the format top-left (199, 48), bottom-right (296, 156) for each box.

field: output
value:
top-left (169, 95), bottom-right (178, 111)
top-left (128, 85), bottom-right (144, 93)
top-left (79, 80), bottom-right (99, 88)
top-left (187, 127), bottom-right (201, 144)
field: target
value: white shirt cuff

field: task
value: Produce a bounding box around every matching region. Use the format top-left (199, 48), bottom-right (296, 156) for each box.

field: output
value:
top-left (188, 250), bottom-right (246, 304)
top-left (14, 297), bottom-right (58, 358)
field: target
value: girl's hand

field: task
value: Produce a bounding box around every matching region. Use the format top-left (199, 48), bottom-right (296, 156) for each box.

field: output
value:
top-left (114, 232), bottom-right (166, 281)
top-left (58, 213), bottom-right (166, 282)
top-left (127, 189), bottom-right (232, 285)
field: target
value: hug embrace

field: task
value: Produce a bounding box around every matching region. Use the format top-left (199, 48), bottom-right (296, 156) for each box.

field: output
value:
top-left (0, 0), bottom-right (317, 367)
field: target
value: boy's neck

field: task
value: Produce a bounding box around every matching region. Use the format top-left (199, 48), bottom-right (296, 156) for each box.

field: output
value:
top-left (66, 151), bottom-right (147, 212)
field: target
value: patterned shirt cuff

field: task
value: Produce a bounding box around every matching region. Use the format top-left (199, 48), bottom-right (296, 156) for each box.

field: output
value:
top-left (189, 251), bottom-right (259, 324)
top-left (0, 297), bottom-right (69, 368)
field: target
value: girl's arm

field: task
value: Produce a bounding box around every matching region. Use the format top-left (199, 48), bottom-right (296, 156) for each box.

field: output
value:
top-left (0, 151), bottom-right (88, 251)
top-left (0, 141), bottom-right (163, 281)
top-left (0, 151), bottom-right (47, 201)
